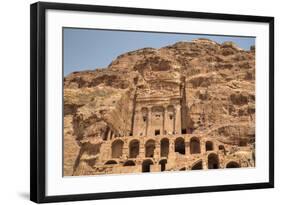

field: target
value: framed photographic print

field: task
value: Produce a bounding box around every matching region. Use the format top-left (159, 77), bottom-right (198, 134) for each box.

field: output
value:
top-left (30, 2), bottom-right (274, 203)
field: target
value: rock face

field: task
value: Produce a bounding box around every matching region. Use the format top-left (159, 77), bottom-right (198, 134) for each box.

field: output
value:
top-left (64, 38), bottom-right (255, 176)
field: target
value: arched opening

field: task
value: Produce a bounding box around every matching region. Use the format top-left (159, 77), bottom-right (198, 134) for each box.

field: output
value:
top-left (145, 139), bottom-right (156, 157)
top-left (104, 160), bottom-right (118, 165)
top-left (124, 160), bottom-right (135, 166)
top-left (142, 159), bottom-right (153, 172)
top-left (179, 167), bottom-right (186, 171)
top-left (111, 139), bottom-right (124, 158)
top-left (190, 137), bottom-right (201, 154)
top-left (191, 160), bottom-right (203, 170)
top-left (129, 140), bottom-right (139, 158)
top-left (218, 145), bottom-right (225, 150)
top-left (160, 138), bottom-right (169, 157)
top-left (208, 153), bottom-right (219, 169)
top-left (175, 137), bottom-right (185, 154)
top-left (226, 161), bottom-right (240, 168)
top-left (159, 159), bottom-right (167, 171)
top-left (205, 141), bottom-right (213, 151)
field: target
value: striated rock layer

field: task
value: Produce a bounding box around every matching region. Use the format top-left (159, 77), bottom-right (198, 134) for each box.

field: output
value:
top-left (64, 39), bottom-right (255, 176)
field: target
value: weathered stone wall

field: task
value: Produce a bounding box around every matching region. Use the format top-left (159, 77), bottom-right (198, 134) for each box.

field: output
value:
top-left (74, 134), bottom-right (254, 175)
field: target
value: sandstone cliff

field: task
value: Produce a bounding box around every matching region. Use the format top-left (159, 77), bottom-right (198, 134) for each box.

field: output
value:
top-left (64, 38), bottom-right (255, 176)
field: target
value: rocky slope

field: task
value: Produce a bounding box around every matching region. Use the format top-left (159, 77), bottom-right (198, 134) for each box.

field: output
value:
top-left (64, 38), bottom-right (255, 176)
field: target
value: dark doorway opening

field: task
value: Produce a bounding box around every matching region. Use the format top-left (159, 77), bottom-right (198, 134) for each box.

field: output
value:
top-left (142, 159), bottom-right (153, 172)
top-left (159, 159), bottom-right (167, 171)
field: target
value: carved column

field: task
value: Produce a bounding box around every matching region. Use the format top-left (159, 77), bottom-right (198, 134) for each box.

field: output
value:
top-left (154, 140), bottom-right (161, 160)
top-left (107, 130), bottom-right (112, 141)
top-left (108, 141), bottom-right (113, 159)
top-left (213, 142), bottom-right (218, 151)
top-left (139, 138), bottom-right (145, 158)
top-left (203, 160), bottom-right (208, 169)
top-left (145, 109), bottom-right (148, 136)
top-left (201, 140), bottom-right (206, 154)
top-left (175, 104), bottom-right (182, 135)
top-left (203, 158), bottom-right (208, 170)
top-left (185, 139), bottom-right (190, 157)
top-left (168, 140), bottom-right (175, 158)
top-left (122, 139), bottom-right (129, 158)
top-left (147, 106), bottom-right (152, 136)
top-left (164, 106), bottom-right (169, 135)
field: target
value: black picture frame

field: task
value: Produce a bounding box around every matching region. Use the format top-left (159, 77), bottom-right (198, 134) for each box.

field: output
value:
top-left (30, 1), bottom-right (274, 203)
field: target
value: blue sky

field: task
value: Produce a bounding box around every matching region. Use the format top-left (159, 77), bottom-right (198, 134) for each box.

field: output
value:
top-left (63, 28), bottom-right (255, 76)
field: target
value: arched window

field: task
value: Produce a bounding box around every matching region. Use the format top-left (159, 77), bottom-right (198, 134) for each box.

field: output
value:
top-left (145, 139), bottom-right (156, 157)
top-left (142, 159), bottom-right (153, 172)
top-left (104, 160), bottom-right (118, 165)
top-left (160, 138), bottom-right (169, 157)
top-left (191, 160), bottom-right (203, 170)
top-left (129, 140), bottom-right (140, 158)
top-left (159, 159), bottom-right (167, 171)
top-left (226, 161), bottom-right (240, 168)
top-left (208, 153), bottom-right (219, 169)
top-left (205, 141), bottom-right (213, 151)
top-left (175, 137), bottom-right (185, 154)
top-left (111, 139), bottom-right (124, 158)
top-left (190, 137), bottom-right (201, 154)
top-left (124, 160), bottom-right (135, 166)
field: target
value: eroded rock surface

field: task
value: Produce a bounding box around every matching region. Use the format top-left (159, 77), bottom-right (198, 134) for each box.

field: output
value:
top-left (64, 39), bottom-right (255, 176)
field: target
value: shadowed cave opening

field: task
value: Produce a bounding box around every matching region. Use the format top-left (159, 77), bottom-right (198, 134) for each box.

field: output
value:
top-left (124, 160), bottom-right (135, 166)
top-left (226, 161), bottom-right (240, 168)
top-left (104, 160), bottom-right (118, 165)
top-left (142, 159), bottom-right (153, 172)
top-left (219, 145), bottom-right (225, 150)
top-left (205, 141), bottom-right (213, 151)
